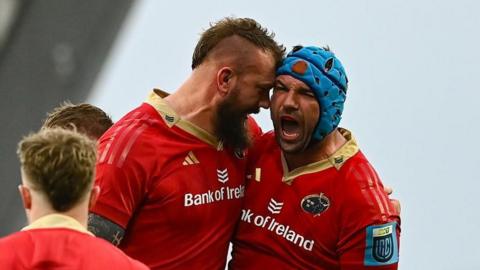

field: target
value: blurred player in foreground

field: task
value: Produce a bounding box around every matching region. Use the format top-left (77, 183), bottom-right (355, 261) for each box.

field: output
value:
top-left (0, 128), bottom-right (148, 269)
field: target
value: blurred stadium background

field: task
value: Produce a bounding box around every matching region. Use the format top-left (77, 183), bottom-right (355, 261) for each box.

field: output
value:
top-left (0, 0), bottom-right (134, 235)
top-left (1, 1), bottom-right (480, 269)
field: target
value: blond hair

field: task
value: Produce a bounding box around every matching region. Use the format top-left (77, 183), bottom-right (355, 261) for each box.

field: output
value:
top-left (17, 128), bottom-right (97, 212)
top-left (42, 102), bottom-right (113, 140)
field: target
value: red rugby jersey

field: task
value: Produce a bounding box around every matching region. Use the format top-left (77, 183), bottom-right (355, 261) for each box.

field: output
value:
top-left (230, 129), bottom-right (401, 270)
top-left (92, 89), bottom-right (256, 270)
top-left (0, 214), bottom-right (148, 270)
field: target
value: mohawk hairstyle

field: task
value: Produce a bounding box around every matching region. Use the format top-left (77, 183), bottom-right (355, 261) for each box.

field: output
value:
top-left (192, 17), bottom-right (285, 69)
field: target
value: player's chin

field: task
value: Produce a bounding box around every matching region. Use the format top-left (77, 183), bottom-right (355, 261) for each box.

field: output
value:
top-left (274, 130), bottom-right (306, 153)
top-left (279, 140), bottom-right (307, 153)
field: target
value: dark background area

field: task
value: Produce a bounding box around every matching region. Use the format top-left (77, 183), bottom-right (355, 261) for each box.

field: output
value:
top-left (0, 0), bottom-right (134, 236)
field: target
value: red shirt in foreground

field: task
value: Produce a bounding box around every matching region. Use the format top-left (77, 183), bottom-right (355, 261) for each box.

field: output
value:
top-left (92, 90), bottom-right (257, 270)
top-left (0, 214), bottom-right (148, 270)
top-left (230, 129), bottom-right (401, 270)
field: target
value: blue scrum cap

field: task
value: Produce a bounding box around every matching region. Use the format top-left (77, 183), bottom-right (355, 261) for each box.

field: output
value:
top-left (276, 45), bottom-right (348, 141)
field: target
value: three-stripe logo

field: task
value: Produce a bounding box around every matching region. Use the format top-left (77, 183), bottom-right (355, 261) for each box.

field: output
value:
top-left (182, 151), bottom-right (199, 166)
top-left (217, 168), bottom-right (229, 183)
top-left (268, 198), bottom-right (283, 214)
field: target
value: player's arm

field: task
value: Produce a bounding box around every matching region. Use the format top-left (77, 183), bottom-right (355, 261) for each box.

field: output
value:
top-left (89, 141), bottom-right (152, 246)
top-left (88, 213), bottom-right (125, 246)
top-left (337, 161), bottom-right (401, 269)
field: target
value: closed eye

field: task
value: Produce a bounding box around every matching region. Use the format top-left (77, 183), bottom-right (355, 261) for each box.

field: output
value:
top-left (299, 88), bottom-right (316, 98)
top-left (273, 84), bottom-right (287, 93)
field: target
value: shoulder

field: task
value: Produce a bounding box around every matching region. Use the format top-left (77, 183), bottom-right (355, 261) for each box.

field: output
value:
top-left (0, 233), bottom-right (24, 267)
top-left (339, 150), bottom-right (379, 190)
top-left (100, 103), bottom-right (166, 145)
top-left (336, 151), bottom-right (397, 222)
top-left (0, 230), bottom-right (148, 269)
top-left (87, 237), bottom-right (148, 269)
top-left (0, 231), bottom-right (27, 248)
top-left (62, 233), bottom-right (150, 269)
top-left (97, 103), bottom-right (169, 168)
top-left (336, 151), bottom-right (378, 200)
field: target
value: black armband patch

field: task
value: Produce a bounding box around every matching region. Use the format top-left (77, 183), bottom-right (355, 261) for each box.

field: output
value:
top-left (88, 213), bottom-right (125, 246)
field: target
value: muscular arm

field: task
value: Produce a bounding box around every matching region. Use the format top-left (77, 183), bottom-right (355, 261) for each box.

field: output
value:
top-left (339, 161), bottom-right (400, 269)
top-left (88, 213), bottom-right (125, 246)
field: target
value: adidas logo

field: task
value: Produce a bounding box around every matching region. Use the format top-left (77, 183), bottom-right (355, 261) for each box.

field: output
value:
top-left (217, 168), bottom-right (229, 183)
top-left (268, 198), bottom-right (283, 214)
top-left (182, 151), bottom-right (199, 166)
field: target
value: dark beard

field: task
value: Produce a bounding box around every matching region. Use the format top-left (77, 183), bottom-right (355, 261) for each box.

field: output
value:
top-left (216, 99), bottom-right (253, 152)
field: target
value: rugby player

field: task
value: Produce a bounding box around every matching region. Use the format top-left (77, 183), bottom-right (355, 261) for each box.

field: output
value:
top-left (0, 128), bottom-right (148, 269)
top-left (87, 17), bottom-right (285, 270)
top-left (230, 46), bottom-right (401, 269)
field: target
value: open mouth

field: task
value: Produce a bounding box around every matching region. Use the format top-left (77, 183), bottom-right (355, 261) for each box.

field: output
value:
top-left (280, 115), bottom-right (301, 141)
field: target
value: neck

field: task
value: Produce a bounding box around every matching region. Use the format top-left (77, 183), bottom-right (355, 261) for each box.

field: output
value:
top-left (164, 68), bottom-right (219, 135)
top-left (29, 195), bottom-right (89, 228)
top-left (284, 129), bottom-right (347, 171)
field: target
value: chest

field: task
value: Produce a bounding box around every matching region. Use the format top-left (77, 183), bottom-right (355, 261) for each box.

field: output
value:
top-left (143, 143), bottom-right (247, 225)
top-left (241, 159), bottom-right (341, 252)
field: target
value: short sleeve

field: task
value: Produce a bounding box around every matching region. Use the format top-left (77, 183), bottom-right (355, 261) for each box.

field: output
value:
top-left (91, 130), bottom-right (155, 229)
top-left (337, 159), bottom-right (401, 269)
top-left (91, 163), bottom-right (147, 228)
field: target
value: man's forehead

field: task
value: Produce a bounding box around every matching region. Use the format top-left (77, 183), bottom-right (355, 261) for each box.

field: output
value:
top-left (251, 48), bottom-right (276, 68)
top-left (276, 75), bottom-right (311, 91)
top-left (248, 63), bottom-right (275, 83)
top-left (241, 60), bottom-right (274, 78)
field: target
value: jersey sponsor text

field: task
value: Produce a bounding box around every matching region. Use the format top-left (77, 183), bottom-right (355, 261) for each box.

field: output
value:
top-left (240, 208), bottom-right (314, 251)
top-left (184, 185), bottom-right (245, 207)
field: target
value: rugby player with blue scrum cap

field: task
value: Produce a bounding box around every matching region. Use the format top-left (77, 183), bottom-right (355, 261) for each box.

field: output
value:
top-left (230, 45), bottom-right (401, 269)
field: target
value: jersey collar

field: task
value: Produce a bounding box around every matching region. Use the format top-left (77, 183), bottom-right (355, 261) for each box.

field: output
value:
top-left (281, 128), bottom-right (359, 184)
top-left (22, 214), bottom-right (94, 236)
top-left (146, 89), bottom-right (221, 148)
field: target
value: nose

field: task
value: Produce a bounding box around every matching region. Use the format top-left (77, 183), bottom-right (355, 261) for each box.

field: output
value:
top-left (282, 90), bottom-right (299, 110)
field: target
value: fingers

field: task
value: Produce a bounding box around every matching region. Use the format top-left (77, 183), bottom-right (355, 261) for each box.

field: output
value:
top-left (384, 186), bottom-right (393, 195)
top-left (390, 199), bottom-right (401, 215)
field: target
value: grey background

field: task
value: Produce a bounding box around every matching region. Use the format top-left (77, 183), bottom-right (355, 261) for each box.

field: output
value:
top-left (0, 0), bottom-right (133, 237)
top-left (88, 0), bottom-right (480, 269)
top-left (0, 0), bottom-right (476, 269)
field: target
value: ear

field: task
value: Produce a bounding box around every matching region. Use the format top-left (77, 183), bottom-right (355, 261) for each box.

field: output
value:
top-left (216, 67), bottom-right (235, 96)
top-left (88, 185), bottom-right (101, 210)
top-left (18, 184), bottom-right (32, 210)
